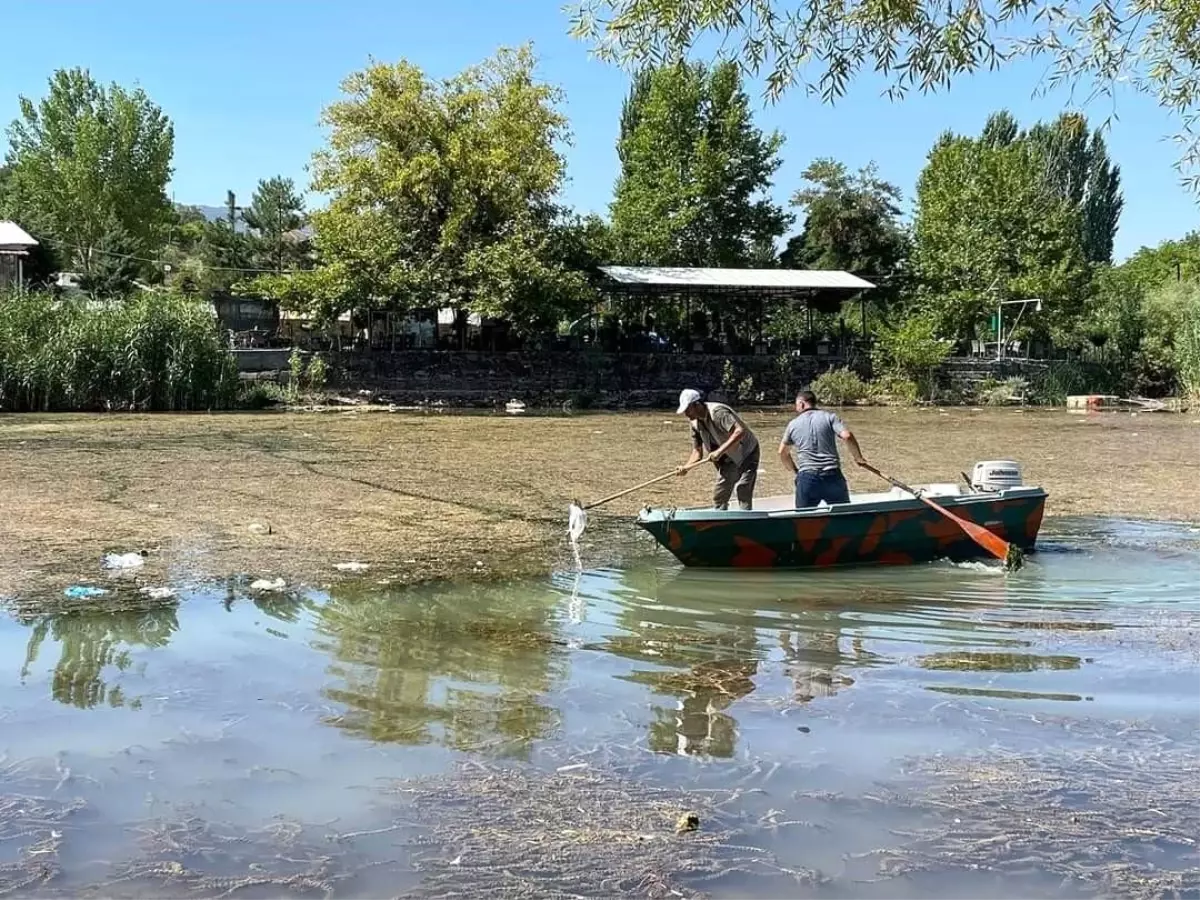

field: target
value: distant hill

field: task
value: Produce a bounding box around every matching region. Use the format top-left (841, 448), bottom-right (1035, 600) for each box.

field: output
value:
top-left (189, 204), bottom-right (249, 233)
top-left (179, 205), bottom-right (312, 239)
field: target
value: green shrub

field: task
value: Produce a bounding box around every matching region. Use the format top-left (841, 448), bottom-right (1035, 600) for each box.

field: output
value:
top-left (286, 347), bottom-right (304, 403)
top-left (869, 374), bottom-right (920, 405)
top-left (0, 291), bottom-right (237, 412)
top-left (872, 314), bottom-right (953, 399)
top-left (809, 367), bottom-right (869, 405)
top-left (238, 381), bottom-right (286, 409)
top-left (978, 376), bottom-right (1029, 406)
top-left (306, 354), bottom-right (328, 394)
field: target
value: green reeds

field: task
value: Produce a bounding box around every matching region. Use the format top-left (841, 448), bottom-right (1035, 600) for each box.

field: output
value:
top-left (0, 291), bottom-right (237, 412)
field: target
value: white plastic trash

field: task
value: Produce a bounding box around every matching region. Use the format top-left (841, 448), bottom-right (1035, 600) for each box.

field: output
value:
top-left (103, 552), bottom-right (145, 570)
top-left (567, 503), bottom-right (588, 545)
top-left (334, 562), bottom-right (369, 572)
top-left (249, 578), bottom-right (286, 592)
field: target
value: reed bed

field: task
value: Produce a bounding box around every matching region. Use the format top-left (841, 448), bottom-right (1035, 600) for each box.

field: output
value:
top-left (0, 291), bottom-right (237, 412)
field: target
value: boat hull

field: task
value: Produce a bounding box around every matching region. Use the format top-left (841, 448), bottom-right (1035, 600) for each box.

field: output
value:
top-left (636, 488), bottom-right (1046, 569)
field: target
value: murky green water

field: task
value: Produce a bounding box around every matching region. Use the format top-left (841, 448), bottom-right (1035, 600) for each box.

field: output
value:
top-left (2, 518), bottom-right (1199, 898)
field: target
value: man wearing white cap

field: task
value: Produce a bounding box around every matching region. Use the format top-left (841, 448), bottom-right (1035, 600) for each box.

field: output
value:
top-left (675, 389), bottom-right (761, 510)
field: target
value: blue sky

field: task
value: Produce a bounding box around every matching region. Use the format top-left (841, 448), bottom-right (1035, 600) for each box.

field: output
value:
top-left (1, 0), bottom-right (1195, 261)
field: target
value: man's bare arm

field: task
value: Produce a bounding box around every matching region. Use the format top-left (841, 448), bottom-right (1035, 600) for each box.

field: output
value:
top-left (778, 440), bottom-right (797, 475)
top-left (838, 428), bottom-right (867, 466)
top-left (709, 423), bottom-right (745, 462)
top-left (677, 446), bottom-right (703, 476)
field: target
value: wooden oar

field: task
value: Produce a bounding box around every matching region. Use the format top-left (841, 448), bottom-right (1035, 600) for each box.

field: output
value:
top-left (858, 462), bottom-right (1024, 570)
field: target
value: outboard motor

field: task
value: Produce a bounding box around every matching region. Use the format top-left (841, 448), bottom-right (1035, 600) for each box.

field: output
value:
top-left (970, 460), bottom-right (1023, 493)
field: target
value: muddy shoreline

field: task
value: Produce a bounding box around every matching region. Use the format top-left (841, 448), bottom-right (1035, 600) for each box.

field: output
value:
top-left (1, 407), bottom-right (1197, 599)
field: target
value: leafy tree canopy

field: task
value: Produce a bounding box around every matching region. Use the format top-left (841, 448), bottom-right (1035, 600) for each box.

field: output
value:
top-left (3, 68), bottom-right (174, 279)
top-left (242, 176), bottom-right (308, 274)
top-left (261, 45), bottom-right (588, 332)
top-left (1118, 230), bottom-right (1200, 287)
top-left (782, 159), bottom-right (910, 304)
top-left (567, 0), bottom-right (1200, 188)
top-left (911, 130), bottom-right (1092, 343)
top-left (610, 60), bottom-right (790, 266)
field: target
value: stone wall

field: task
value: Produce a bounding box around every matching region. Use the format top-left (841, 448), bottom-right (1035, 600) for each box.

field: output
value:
top-left (327, 350), bottom-right (867, 409)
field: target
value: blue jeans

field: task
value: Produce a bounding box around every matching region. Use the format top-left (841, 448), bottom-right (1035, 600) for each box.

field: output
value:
top-left (795, 468), bottom-right (850, 509)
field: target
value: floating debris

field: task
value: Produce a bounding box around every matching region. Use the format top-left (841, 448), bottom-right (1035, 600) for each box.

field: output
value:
top-left (334, 561), bottom-right (369, 573)
top-left (103, 551), bottom-right (146, 570)
top-left (382, 760), bottom-right (809, 899)
top-left (567, 500), bottom-right (588, 568)
top-left (139, 586), bottom-right (177, 601)
top-left (64, 585), bottom-right (109, 599)
top-left (249, 578), bottom-right (286, 593)
top-left (857, 724), bottom-right (1200, 898)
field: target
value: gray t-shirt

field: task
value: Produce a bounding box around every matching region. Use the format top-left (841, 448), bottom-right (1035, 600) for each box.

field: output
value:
top-left (691, 402), bottom-right (759, 465)
top-left (781, 409), bottom-right (847, 472)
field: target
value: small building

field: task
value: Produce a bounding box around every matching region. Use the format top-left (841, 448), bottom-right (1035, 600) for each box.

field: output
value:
top-left (595, 265), bottom-right (876, 354)
top-left (0, 221), bottom-right (39, 291)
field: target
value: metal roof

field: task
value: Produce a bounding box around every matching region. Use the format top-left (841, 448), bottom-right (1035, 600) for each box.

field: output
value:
top-left (0, 221), bottom-right (39, 251)
top-left (598, 266), bottom-right (874, 290)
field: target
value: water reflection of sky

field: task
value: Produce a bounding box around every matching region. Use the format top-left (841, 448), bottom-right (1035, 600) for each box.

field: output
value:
top-left (1, 516), bottom-right (1198, 895)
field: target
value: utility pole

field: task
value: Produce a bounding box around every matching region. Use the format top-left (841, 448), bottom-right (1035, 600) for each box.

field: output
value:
top-left (226, 190), bottom-right (237, 231)
top-left (277, 195), bottom-right (284, 275)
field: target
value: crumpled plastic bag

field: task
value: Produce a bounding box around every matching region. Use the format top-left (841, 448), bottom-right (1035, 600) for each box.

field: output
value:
top-left (65, 585), bottom-right (110, 599)
top-left (103, 551), bottom-right (146, 570)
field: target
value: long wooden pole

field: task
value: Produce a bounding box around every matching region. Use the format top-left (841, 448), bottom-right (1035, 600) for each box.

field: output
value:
top-left (583, 457), bottom-right (711, 510)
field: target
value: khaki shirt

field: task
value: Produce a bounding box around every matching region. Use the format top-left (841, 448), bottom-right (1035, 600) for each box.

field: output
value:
top-left (690, 402), bottom-right (759, 465)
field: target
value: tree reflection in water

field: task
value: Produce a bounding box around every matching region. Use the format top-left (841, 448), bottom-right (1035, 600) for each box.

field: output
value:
top-left (601, 569), bottom-right (876, 758)
top-left (313, 580), bottom-right (566, 757)
top-left (19, 601), bottom-right (179, 710)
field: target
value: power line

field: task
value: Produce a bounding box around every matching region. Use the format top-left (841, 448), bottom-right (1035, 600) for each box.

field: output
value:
top-left (38, 235), bottom-right (302, 275)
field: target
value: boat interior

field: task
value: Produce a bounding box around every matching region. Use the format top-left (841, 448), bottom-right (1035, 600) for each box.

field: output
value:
top-left (751, 483), bottom-right (969, 513)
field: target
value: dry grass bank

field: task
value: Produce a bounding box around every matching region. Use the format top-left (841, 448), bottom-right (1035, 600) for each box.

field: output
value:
top-left (0, 407), bottom-right (1196, 596)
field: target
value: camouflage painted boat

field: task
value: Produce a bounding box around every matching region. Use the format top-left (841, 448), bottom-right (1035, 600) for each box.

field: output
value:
top-left (636, 482), bottom-right (1047, 570)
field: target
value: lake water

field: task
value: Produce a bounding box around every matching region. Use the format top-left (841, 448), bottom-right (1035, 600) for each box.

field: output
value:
top-left (2, 517), bottom-right (1198, 898)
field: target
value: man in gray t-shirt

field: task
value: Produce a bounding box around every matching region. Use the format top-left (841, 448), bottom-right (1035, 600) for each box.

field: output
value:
top-left (778, 389), bottom-right (868, 509)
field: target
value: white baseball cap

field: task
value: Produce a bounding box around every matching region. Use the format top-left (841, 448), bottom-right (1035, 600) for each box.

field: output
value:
top-left (676, 389), bottom-right (703, 414)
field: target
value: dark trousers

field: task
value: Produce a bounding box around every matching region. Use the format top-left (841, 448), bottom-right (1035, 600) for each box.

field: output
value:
top-left (795, 468), bottom-right (850, 509)
top-left (713, 447), bottom-right (760, 510)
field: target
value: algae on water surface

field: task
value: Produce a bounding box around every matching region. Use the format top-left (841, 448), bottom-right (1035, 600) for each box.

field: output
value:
top-left (1, 516), bottom-right (1197, 897)
top-left (0, 407), bottom-right (1197, 596)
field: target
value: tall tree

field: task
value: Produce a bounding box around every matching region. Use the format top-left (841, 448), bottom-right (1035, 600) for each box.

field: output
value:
top-left (1024, 113), bottom-right (1122, 264)
top-left (617, 69), bottom-right (653, 164)
top-left (3, 68), bottom-right (174, 282)
top-left (980, 111), bottom-right (1020, 149)
top-left (76, 217), bottom-right (141, 298)
top-left (910, 133), bottom-right (1092, 343)
top-left (1119, 231), bottom-right (1200, 288)
top-left (610, 61), bottom-right (790, 266)
top-left (255, 46), bottom-right (589, 334)
top-left (782, 159), bottom-right (909, 300)
top-left (569, 0), bottom-right (1200, 189)
top-left (159, 204), bottom-right (258, 297)
top-left (1082, 132), bottom-right (1123, 265)
top-left (242, 176), bottom-right (307, 273)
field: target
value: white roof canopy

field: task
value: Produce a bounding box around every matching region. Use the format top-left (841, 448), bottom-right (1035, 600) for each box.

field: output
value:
top-left (598, 266), bottom-right (874, 291)
top-left (0, 221), bottom-right (39, 252)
